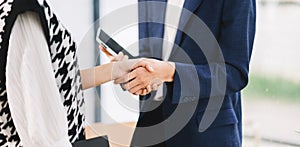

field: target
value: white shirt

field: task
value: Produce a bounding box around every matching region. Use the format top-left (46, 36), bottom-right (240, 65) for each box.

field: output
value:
top-left (6, 12), bottom-right (72, 147)
top-left (162, 0), bottom-right (185, 60)
top-left (155, 0), bottom-right (185, 100)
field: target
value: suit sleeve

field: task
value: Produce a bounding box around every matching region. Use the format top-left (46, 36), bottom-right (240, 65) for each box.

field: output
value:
top-left (171, 0), bottom-right (256, 104)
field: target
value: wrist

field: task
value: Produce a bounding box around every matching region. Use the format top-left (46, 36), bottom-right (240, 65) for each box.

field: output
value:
top-left (111, 62), bottom-right (119, 80)
top-left (162, 61), bottom-right (175, 82)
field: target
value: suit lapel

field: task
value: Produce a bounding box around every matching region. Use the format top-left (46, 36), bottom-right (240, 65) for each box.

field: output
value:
top-left (139, 0), bottom-right (167, 58)
top-left (139, 0), bottom-right (204, 59)
top-left (174, 0), bottom-right (204, 46)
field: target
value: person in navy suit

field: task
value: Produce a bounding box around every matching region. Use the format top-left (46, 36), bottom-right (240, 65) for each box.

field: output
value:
top-left (115, 0), bottom-right (256, 146)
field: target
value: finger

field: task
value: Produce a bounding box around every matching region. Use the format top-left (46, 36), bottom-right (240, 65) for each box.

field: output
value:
top-left (145, 86), bottom-right (151, 95)
top-left (140, 89), bottom-right (148, 96)
top-left (151, 84), bottom-right (158, 91)
top-left (142, 88), bottom-right (151, 96)
top-left (114, 72), bottom-right (136, 84)
top-left (127, 83), bottom-right (144, 93)
top-left (149, 78), bottom-right (163, 91)
top-left (145, 64), bottom-right (154, 72)
top-left (137, 88), bottom-right (147, 96)
top-left (122, 55), bottom-right (129, 61)
top-left (111, 52), bottom-right (123, 62)
top-left (131, 60), bottom-right (152, 71)
top-left (119, 52), bottom-right (125, 61)
top-left (100, 45), bottom-right (114, 61)
top-left (115, 52), bottom-right (124, 61)
top-left (110, 54), bottom-right (121, 62)
top-left (147, 85), bottom-right (152, 92)
top-left (134, 89), bottom-right (143, 96)
top-left (124, 74), bottom-right (149, 91)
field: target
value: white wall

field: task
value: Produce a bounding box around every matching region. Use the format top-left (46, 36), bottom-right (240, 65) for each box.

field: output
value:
top-left (100, 0), bottom-right (139, 123)
top-left (48, 0), bottom-right (139, 124)
top-left (47, 0), bottom-right (94, 43)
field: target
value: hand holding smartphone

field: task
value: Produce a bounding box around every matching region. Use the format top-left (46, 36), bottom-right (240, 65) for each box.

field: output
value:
top-left (96, 29), bottom-right (135, 59)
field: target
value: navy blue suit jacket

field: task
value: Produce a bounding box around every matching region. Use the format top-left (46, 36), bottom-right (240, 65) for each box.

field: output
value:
top-left (132, 0), bottom-right (256, 146)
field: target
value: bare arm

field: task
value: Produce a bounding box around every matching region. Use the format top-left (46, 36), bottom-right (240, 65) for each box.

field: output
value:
top-left (80, 63), bottom-right (115, 90)
top-left (80, 52), bottom-right (127, 90)
top-left (80, 56), bottom-right (154, 90)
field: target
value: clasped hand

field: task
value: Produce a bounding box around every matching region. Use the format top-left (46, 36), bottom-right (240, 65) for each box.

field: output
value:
top-left (111, 52), bottom-right (175, 96)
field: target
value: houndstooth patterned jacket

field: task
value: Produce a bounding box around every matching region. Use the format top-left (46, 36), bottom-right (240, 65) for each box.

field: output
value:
top-left (0, 0), bottom-right (85, 146)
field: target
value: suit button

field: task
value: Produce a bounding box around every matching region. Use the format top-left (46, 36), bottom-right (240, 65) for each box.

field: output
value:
top-left (183, 96), bottom-right (190, 102)
top-left (180, 97), bottom-right (186, 103)
top-left (190, 97), bottom-right (197, 101)
top-left (184, 96), bottom-right (197, 102)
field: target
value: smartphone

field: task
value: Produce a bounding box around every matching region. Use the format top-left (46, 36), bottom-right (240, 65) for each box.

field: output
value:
top-left (96, 29), bottom-right (135, 59)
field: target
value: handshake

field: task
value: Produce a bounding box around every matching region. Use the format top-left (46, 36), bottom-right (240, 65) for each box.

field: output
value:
top-left (109, 52), bottom-right (175, 96)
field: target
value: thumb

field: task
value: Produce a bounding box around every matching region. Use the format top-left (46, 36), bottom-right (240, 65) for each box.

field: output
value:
top-left (131, 59), bottom-right (154, 72)
top-left (145, 64), bottom-right (154, 72)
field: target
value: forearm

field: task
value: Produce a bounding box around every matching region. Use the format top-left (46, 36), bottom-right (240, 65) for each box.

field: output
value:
top-left (80, 63), bottom-right (114, 90)
top-left (171, 62), bottom-right (249, 104)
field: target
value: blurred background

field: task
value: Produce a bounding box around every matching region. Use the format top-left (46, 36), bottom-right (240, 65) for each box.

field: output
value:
top-left (48, 0), bottom-right (300, 146)
top-left (243, 0), bottom-right (300, 146)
